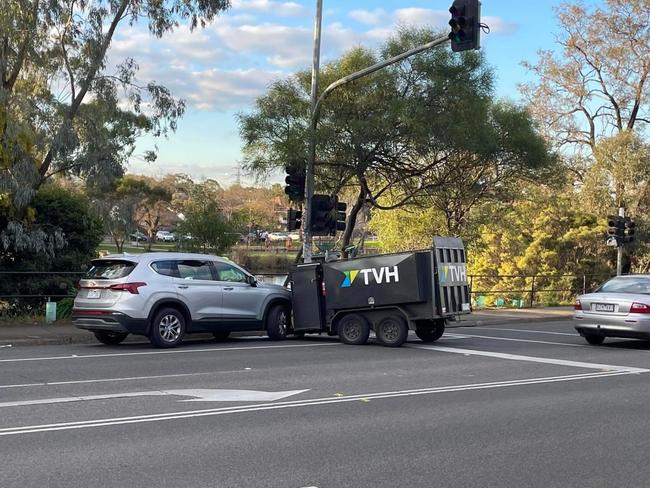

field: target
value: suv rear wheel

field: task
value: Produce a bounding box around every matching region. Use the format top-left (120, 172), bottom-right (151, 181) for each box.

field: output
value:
top-left (93, 331), bottom-right (128, 345)
top-left (150, 308), bottom-right (186, 348)
top-left (266, 304), bottom-right (290, 341)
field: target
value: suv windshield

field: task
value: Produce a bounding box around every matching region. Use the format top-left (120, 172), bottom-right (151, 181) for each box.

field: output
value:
top-left (86, 260), bottom-right (136, 279)
top-left (597, 276), bottom-right (650, 294)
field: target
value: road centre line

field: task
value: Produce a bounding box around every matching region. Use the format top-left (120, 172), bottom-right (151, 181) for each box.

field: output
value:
top-left (0, 342), bottom-right (340, 364)
top-left (0, 369), bottom-right (251, 390)
top-left (469, 327), bottom-right (577, 337)
top-left (452, 334), bottom-right (582, 347)
top-left (409, 344), bottom-right (650, 373)
top-left (0, 371), bottom-right (631, 436)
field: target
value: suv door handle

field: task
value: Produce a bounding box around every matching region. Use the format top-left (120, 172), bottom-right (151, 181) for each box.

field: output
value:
top-left (223, 287), bottom-right (234, 291)
top-left (177, 285), bottom-right (189, 289)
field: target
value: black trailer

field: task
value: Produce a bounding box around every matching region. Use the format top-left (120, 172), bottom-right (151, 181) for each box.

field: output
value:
top-left (289, 236), bottom-right (470, 347)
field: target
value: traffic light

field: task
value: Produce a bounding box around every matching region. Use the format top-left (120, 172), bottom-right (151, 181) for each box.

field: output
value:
top-left (624, 217), bottom-right (636, 245)
top-left (334, 197), bottom-right (347, 233)
top-left (284, 163), bottom-right (305, 203)
top-left (607, 215), bottom-right (625, 241)
top-left (310, 194), bottom-right (335, 236)
top-left (287, 208), bottom-right (302, 231)
top-left (448, 0), bottom-right (481, 52)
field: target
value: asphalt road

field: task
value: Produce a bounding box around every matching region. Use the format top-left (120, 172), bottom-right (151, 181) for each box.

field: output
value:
top-left (2, 320), bottom-right (650, 488)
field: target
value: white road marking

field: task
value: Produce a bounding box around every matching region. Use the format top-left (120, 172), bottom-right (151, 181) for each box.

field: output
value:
top-left (0, 369), bottom-right (251, 390)
top-left (453, 333), bottom-right (581, 347)
top-left (472, 327), bottom-right (577, 336)
top-left (409, 344), bottom-right (650, 373)
top-left (0, 389), bottom-right (310, 408)
top-left (0, 342), bottom-right (340, 364)
top-left (0, 371), bottom-right (631, 436)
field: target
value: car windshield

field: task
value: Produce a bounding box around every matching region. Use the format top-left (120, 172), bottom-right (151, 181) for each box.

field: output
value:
top-left (86, 260), bottom-right (136, 279)
top-left (596, 276), bottom-right (650, 294)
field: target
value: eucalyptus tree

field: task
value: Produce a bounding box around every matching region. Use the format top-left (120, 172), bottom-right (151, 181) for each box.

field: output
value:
top-left (0, 0), bottom-right (230, 258)
top-left (239, 27), bottom-right (553, 252)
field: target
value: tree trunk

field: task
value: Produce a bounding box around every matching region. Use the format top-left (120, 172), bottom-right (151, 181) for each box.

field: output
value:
top-left (341, 188), bottom-right (366, 259)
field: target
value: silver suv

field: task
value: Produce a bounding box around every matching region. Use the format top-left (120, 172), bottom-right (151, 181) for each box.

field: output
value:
top-left (72, 253), bottom-right (292, 348)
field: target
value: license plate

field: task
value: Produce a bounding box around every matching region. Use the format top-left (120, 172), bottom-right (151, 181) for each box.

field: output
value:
top-left (593, 303), bottom-right (615, 312)
top-left (87, 289), bottom-right (101, 299)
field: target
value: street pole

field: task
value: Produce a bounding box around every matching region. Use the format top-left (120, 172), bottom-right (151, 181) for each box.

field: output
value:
top-left (617, 206), bottom-right (625, 276)
top-left (302, 0), bottom-right (323, 264)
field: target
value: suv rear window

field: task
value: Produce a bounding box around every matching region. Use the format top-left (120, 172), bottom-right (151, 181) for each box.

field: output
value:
top-left (151, 260), bottom-right (179, 277)
top-left (86, 260), bottom-right (136, 279)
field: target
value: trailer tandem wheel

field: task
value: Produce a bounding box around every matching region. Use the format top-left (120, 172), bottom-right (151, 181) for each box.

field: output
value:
top-left (376, 314), bottom-right (409, 347)
top-left (337, 313), bottom-right (370, 345)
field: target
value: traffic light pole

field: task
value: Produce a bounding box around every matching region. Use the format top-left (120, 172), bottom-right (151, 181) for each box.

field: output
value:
top-left (617, 206), bottom-right (624, 276)
top-left (303, 0), bottom-right (323, 265)
top-left (302, 32), bottom-right (450, 263)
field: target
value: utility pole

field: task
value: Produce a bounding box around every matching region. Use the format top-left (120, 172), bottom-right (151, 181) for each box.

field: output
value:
top-left (302, 0), bottom-right (323, 264)
top-left (617, 206), bottom-right (625, 276)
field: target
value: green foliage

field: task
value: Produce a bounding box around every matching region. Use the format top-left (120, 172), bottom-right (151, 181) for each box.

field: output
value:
top-left (56, 297), bottom-right (75, 320)
top-left (176, 201), bottom-right (240, 255)
top-left (1, 184), bottom-right (100, 315)
top-left (0, 0), bottom-right (231, 257)
top-left (239, 26), bottom-right (554, 252)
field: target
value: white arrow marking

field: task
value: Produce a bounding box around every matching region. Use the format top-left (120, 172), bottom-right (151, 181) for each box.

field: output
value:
top-left (0, 389), bottom-right (310, 408)
top-left (167, 389), bottom-right (310, 402)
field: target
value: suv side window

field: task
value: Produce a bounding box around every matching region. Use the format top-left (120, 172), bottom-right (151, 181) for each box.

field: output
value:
top-left (214, 262), bottom-right (248, 283)
top-left (151, 260), bottom-right (179, 277)
top-left (177, 260), bottom-right (215, 281)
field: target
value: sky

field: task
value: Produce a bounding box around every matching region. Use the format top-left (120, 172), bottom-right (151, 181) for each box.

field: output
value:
top-left (107, 0), bottom-right (601, 185)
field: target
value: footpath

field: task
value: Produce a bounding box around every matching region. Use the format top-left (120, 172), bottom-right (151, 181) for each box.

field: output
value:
top-left (0, 307), bottom-right (574, 347)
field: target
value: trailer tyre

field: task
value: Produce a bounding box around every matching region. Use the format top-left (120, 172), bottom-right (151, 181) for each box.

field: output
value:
top-left (376, 315), bottom-right (409, 347)
top-left (415, 321), bottom-right (445, 343)
top-left (338, 314), bottom-right (370, 345)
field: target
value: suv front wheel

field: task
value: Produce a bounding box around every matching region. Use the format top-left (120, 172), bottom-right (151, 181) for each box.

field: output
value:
top-left (266, 304), bottom-right (290, 341)
top-left (150, 308), bottom-right (186, 348)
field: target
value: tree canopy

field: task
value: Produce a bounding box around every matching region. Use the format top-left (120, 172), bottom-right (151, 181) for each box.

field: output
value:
top-left (0, 0), bottom-right (231, 258)
top-left (239, 27), bottom-right (555, 252)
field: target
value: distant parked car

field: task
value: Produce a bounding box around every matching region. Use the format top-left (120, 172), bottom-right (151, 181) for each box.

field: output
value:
top-left (72, 253), bottom-right (293, 348)
top-left (574, 274), bottom-right (650, 345)
top-left (156, 230), bottom-right (176, 242)
top-left (267, 232), bottom-right (288, 242)
top-left (129, 231), bottom-right (148, 242)
top-left (287, 232), bottom-right (301, 241)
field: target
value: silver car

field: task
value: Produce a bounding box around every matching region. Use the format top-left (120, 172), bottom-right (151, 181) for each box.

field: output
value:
top-left (574, 275), bottom-right (650, 345)
top-left (72, 253), bottom-right (292, 348)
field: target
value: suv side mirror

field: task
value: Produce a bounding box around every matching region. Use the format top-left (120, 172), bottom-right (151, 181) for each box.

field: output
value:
top-left (247, 275), bottom-right (258, 287)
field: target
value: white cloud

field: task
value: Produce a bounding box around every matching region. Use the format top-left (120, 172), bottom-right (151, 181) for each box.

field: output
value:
top-left (188, 68), bottom-right (281, 111)
top-left (214, 22), bottom-right (313, 67)
top-left (393, 8), bottom-right (449, 29)
top-left (482, 16), bottom-right (518, 35)
top-left (349, 8), bottom-right (386, 26)
top-left (231, 0), bottom-right (306, 17)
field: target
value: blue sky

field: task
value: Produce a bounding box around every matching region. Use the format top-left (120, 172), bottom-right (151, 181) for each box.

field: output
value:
top-left (108, 0), bottom-right (601, 184)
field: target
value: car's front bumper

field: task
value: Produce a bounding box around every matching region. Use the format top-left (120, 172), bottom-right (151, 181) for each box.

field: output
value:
top-left (72, 311), bottom-right (148, 335)
top-left (574, 311), bottom-right (650, 340)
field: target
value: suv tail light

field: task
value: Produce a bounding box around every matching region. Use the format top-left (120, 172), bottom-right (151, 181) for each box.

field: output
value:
top-left (630, 302), bottom-right (650, 314)
top-left (109, 282), bottom-right (147, 294)
top-left (321, 281), bottom-right (327, 296)
top-left (574, 298), bottom-right (582, 310)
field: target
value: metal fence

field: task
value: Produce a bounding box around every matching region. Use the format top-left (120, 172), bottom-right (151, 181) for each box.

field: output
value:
top-left (0, 271), bottom-right (617, 306)
top-left (468, 273), bottom-right (615, 308)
